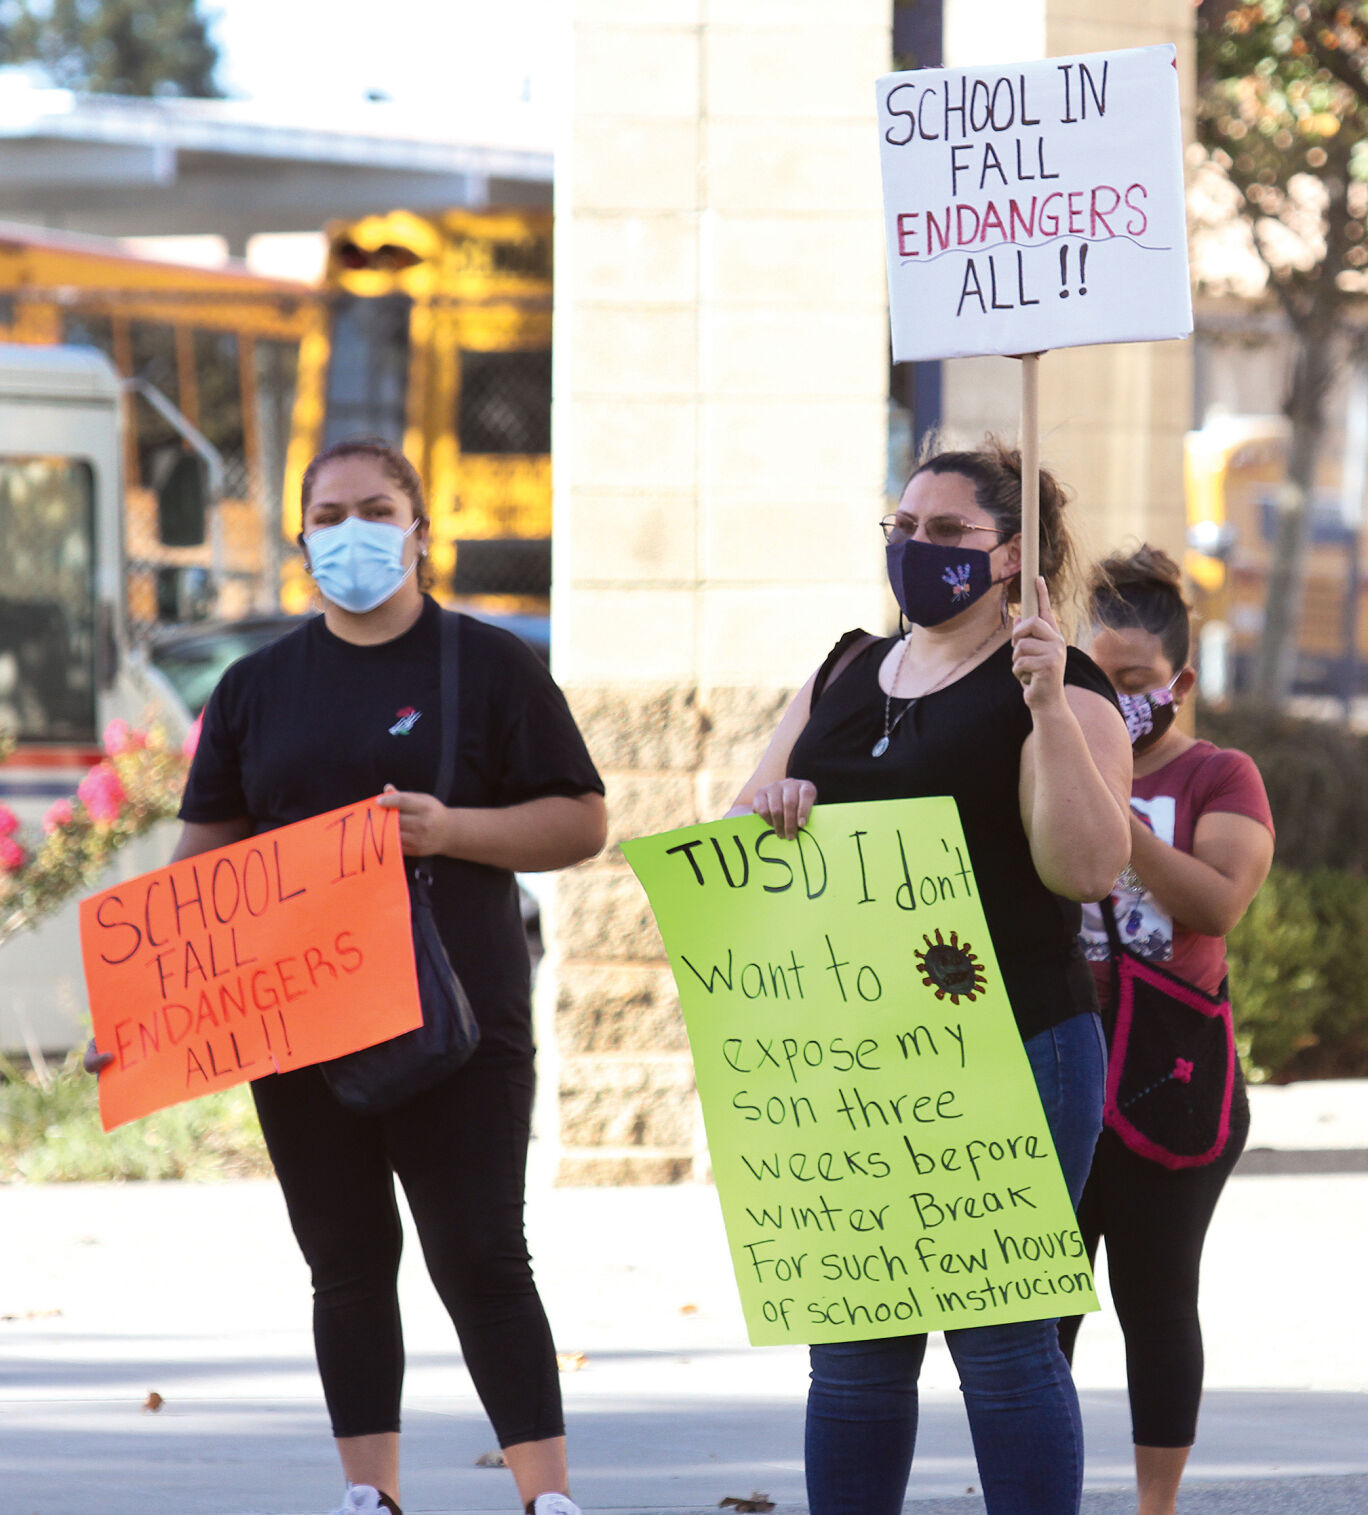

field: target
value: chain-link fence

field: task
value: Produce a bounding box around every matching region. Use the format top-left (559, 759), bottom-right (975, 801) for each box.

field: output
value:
top-left (457, 348), bottom-right (551, 455)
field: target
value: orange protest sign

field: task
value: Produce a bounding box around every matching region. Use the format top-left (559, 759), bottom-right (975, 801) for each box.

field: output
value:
top-left (80, 798), bottom-right (421, 1130)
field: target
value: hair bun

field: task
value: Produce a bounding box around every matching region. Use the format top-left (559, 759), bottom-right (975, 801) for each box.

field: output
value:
top-left (1088, 543), bottom-right (1191, 668)
top-left (1090, 543), bottom-right (1184, 601)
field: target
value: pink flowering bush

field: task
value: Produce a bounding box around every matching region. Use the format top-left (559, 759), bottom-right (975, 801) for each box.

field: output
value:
top-left (42, 799), bottom-right (74, 835)
top-left (0, 720), bottom-right (191, 950)
top-left (101, 718), bottom-right (131, 755)
top-left (76, 763), bottom-right (127, 826)
top-left (101, 718), bottom-right (147, 757)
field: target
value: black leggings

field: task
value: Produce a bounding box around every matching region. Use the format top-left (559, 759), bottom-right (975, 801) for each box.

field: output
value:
top-left (1058, 1080), bottom-right (1248, 1447)
top-left (251, 1052), bottom-right (564, 1446)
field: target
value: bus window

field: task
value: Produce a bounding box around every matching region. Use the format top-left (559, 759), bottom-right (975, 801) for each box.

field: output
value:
top-left (458, 349), bottom-right (551, 454)
top-left (193, 331), bottom-right (246, 461)
top-left (0, 457), bottom-right (97, 742)
top-left (129, 320), bottom-right (183, 488)
top-left (62, 311), bottom-right (116, 363)
top-left (321, 291), bottom-right (412, 447)
top-left (256, 338), bottom-right (299, 607)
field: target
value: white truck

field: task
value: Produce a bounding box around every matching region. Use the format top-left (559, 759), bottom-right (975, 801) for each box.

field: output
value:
top-left (0, 344), bottom-right (549, 1060)
top-left (0, 344), bottom-right (200, 1059)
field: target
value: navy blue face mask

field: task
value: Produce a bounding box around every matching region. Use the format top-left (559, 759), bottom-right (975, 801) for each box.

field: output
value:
top-left (886, 537), bottom-right (997, 627)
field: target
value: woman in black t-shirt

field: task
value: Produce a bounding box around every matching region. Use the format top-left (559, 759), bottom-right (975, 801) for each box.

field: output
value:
top-left (727, 442), bottom-right (1130, 1515)
top-left (89, 440), bottom-right (606, 1515)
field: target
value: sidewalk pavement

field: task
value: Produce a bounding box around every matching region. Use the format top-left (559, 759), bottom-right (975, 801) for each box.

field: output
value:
top-left (0, 1082), bottom-right (1365, 1515)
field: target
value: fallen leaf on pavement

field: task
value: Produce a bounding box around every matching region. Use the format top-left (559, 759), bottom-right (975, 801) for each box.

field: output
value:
top-left (475, 1450), bottom-right (506, 1468)
top-left (556, 1351), bottom-right (587, 1372)
top-left (143, 1392), bottom-right (164, 1413)
top-left (679, 1303), bottom-right (699, 1315)
top-left (720, 1495), bottom-right (774, 1512)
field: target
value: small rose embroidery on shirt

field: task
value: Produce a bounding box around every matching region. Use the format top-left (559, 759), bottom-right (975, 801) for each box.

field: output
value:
top-left (1172, 1057), bottom-right (1194, 1084)
top-left (389, 707), bottom-right (422, 736)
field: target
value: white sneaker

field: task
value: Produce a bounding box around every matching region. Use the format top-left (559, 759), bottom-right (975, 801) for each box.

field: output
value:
top-left (329, 1487), bottom-right (396, 1515)
top-left (532, 1495), bottom-right (583, 1515)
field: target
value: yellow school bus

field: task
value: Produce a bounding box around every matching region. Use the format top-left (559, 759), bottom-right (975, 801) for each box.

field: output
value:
top-left (0, 222), bottom-right (313, 637)
top-left (284, 207), bottom-right (553, 613)
top-left (0, 209), bottom-right (554, 627)
top-left (1185, 414), bottom-right (1368, 692)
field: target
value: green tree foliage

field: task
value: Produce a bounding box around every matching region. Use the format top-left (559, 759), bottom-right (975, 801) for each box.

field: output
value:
top-left (1228, 864), bottom-right (1368, 1078)
top-left (0, 0), bottom-right (221, 98)
top-left (1199, 699), bottom-right (1368, 872)
top-left (1196, 2), bottom-right (1368, 702)
top-left (1200, 700), bottom-right (1368, 1077)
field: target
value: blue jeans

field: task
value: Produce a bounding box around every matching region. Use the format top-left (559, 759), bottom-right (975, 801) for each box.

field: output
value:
top-left (806, 1010), bottom-right (1106, 1515)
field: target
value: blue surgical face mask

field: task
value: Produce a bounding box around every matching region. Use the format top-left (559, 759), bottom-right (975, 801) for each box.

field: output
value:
top-left (305, 516), bottom-right (419, 613)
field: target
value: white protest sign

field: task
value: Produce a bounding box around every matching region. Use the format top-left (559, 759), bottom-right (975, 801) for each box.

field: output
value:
top-left (877, 45), bottom-right (1192, 362)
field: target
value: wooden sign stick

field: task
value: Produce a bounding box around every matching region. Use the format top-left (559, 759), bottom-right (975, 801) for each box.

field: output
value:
top-left (1019, 352), bottom-right (1042, 621)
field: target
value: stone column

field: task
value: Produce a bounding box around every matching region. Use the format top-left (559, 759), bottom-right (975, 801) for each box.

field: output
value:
top-left (548, 0), bottom-right (893, 1184)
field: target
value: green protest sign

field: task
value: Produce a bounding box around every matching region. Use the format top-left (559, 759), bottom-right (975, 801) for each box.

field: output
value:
top-left (622, 797), bottom-right (1098, 1346)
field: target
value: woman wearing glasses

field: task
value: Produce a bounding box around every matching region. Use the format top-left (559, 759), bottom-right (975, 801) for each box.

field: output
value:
top-left (727, 440), bottom-right (1131, 1515)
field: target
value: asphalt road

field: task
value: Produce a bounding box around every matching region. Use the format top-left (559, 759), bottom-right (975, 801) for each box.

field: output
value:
top-left (0, 1080), bottom-right (1365, 1515)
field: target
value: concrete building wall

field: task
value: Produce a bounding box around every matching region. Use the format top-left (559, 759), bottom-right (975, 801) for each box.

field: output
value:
top-left (549, 0), bottom-right (1196, 1184)
top-left (550, 0), bottom-right (892, 1184)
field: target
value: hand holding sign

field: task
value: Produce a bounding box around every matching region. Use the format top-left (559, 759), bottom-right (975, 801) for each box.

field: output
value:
top-left (1011, 577), bottom-right (1070, 703)
top-left (623, 799), bottom-right (1097, 1346)
top-left (81, 798), bottom-right (421, 1130)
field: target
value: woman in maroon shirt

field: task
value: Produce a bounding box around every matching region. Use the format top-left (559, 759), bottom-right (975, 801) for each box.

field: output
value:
top-left (1060, 545), bottom-right (1274, 1515)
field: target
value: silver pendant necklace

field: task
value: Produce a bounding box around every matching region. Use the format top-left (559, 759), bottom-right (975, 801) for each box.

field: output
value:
top-left (872, 624), bottom-right (1005, 758)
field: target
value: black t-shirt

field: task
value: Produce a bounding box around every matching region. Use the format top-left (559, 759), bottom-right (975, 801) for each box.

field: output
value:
top-left (789, 632), bottom-right (1119, 1041)
top-left (180, 595), bottom-right (604, 1059)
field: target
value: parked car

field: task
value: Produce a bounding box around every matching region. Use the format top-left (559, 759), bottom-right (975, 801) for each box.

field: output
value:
top-left (142, 607), bottom-right (550, 719)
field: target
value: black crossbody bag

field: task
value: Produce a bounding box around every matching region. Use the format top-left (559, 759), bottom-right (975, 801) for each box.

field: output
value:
top-left (1098, 895), bottom-right (1236, 1170)
top-left (321, 611), bottom-right (482, 1114)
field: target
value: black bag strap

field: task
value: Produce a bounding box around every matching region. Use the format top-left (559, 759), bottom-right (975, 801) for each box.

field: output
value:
top-left (810, 630), bottom-right (881, 713)
top-left (1099, 892), bottom-right (1124, 956)
top-left (434, 608), bottom-right (462, 806)
top-left (412, 610), bottom-right (461, 889)
top-left (1098, 892), bottom-right (1125, 1012)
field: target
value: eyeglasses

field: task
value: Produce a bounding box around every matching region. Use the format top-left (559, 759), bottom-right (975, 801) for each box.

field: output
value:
top-left (880, 513), bottom-right (1012, 549)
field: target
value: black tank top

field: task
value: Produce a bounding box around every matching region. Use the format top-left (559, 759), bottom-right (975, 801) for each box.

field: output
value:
top-left (789, 631), bottom-right (1119, 1040)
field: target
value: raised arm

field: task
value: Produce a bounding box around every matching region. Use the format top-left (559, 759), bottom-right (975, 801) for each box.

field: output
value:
top-left (1014, 580), bottom-right (1132, 902)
